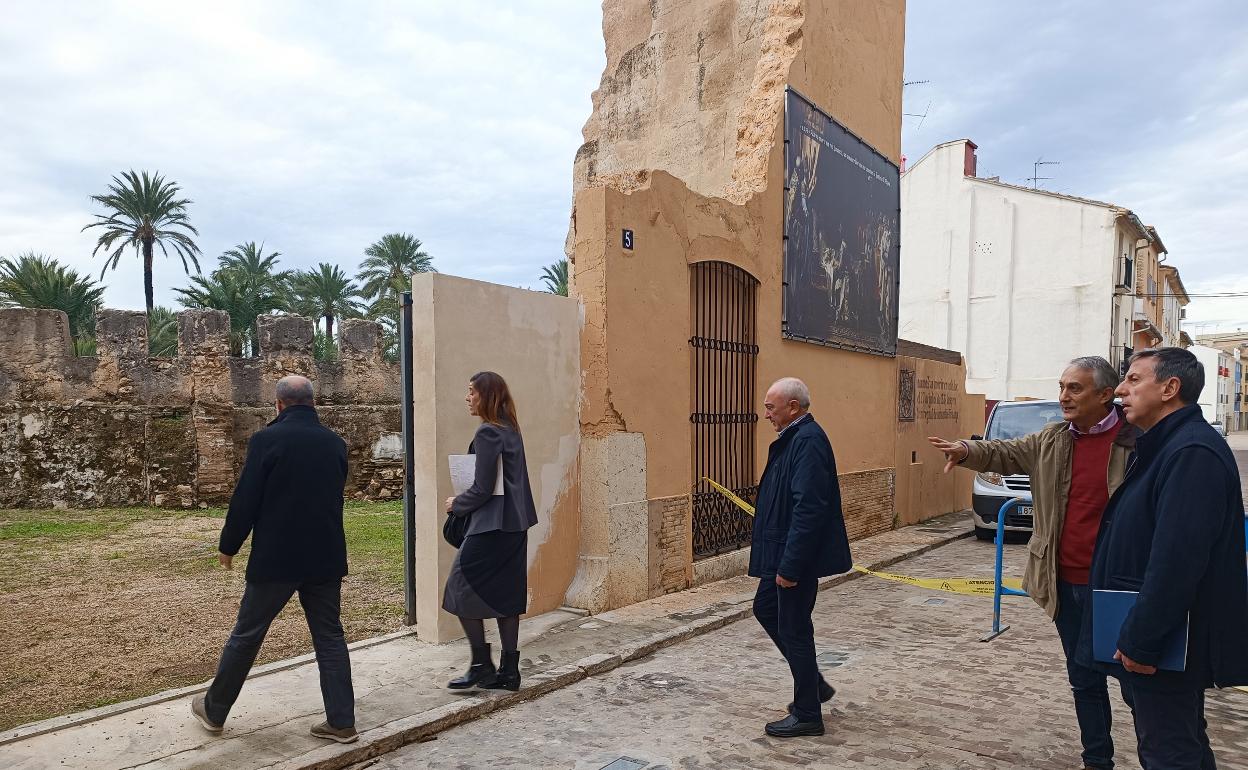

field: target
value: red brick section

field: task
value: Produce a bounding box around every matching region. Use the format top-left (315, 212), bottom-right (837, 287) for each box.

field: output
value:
top-left (650, 495), bottom-right (692, 595)
top-left (840, 468), bottom-right (897, 541)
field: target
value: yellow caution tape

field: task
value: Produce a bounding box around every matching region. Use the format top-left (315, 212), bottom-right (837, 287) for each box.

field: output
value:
top-left (702, 477), bottom-right (755, 516)
top-left (852, 565), bottom-right (1023, 597)
top-left (704, 477), bottom-right (1023, 599)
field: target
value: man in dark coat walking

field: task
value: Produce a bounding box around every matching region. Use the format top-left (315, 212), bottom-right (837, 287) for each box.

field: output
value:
top-left (190, 375), bottom-right (358, 744)
top-left (749, 377), bottom-right (852, 738)
top-left (1081, 348), bottom-right (1248, 768)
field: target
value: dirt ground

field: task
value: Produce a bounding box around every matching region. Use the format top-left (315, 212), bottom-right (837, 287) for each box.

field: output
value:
top-left (0, 503), bottom-right (406, 731)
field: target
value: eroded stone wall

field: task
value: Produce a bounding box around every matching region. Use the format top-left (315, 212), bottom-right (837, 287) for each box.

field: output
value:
top-left (572, 0), bottom-right (805, 207)
top-left (0, 307), bottom-right (402, 509)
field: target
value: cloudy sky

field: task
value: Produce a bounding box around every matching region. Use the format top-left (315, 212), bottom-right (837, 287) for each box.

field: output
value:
top-left (902, 0), bottom-right (1248, 333)
top-left (2, 1), bottom-right (1245, 331)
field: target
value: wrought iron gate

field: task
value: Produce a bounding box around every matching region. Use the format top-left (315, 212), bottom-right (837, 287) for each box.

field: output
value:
top-left (690, 261), bottom-right (759, 559)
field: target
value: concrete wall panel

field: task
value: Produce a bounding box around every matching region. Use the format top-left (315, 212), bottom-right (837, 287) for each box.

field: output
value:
top-left (410, 274), bottom-right (581, 642)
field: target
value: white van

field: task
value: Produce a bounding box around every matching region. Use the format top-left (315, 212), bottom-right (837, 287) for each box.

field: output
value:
top-left (970, 400), bottom-right (1066, 541)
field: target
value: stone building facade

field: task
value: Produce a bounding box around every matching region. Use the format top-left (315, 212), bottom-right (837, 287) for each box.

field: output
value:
top-left (0, 307), bottom-right (403, 509)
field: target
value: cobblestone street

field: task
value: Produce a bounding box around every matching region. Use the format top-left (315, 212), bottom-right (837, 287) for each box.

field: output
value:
top-left (371, 533), bottom-right (1248, 770)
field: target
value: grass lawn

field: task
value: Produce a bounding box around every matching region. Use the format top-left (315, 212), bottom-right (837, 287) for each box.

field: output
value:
top-left (0, 501), bottom-right (407, 732)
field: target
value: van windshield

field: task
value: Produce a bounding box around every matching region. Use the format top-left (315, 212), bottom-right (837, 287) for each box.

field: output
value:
top-left (987, 403), bottom-right (1066, 440)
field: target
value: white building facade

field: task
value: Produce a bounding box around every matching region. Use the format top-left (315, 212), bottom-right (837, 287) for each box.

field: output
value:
top-left (900, 139), bottom-right (1149, 402)
top-left (1191, 332), bottom-right (1248, 430)
top-left (1191, 344), bottom-right (1233, 428)
top-left (1236, 351), bottom-right (1245, 432)
top-left (1158, 266), bottom-right (1189, 348)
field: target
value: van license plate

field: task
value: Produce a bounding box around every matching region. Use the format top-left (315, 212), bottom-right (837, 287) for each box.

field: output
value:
top-left (1016, 506), bottom-right (1033, 517)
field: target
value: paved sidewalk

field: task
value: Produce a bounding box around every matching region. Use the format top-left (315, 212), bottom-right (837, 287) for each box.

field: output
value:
top-left (370, 536), bottom-right (1248, 770)
top-left (0, 512), bottom-right (972, 770)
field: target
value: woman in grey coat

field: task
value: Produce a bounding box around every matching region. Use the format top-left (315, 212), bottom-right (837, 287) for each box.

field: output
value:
top-left (442, 371), bottom-right (538, 691)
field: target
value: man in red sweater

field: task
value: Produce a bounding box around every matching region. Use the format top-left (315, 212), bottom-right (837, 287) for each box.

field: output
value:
top-left (930, 356), bottom-right (1137, 770)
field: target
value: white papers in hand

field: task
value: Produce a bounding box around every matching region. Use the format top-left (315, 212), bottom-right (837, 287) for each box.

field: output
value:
top-left (448, 455), bottom-right (504, 496)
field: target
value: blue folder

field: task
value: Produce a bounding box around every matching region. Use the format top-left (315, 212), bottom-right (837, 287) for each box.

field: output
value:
top-left (1092, 589), bottom-right (1188, 672)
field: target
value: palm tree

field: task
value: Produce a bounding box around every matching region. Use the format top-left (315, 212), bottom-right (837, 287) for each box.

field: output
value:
top-left (219, 242), bottom-right (290, 287)
top-left (540, 259), bottom-right (569, 296)
top-left (147, 305), bottom-right (179, 357)
top-left (357, 233), bottom-right (434, 304)
top-left (0, 253), bottom-right (105, 355)
top-left (82, 170), bottom-right (201, 313)
top-left (217, 242), bottom-right (291, 354)
top-left (288, 263), bottom-right (364, 341)
top-left (357, 234), bottom-right (433, 363)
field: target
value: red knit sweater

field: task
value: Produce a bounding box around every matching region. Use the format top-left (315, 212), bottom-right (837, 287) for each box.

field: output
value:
top-left (1058, 422), bottom-right (1121, 585)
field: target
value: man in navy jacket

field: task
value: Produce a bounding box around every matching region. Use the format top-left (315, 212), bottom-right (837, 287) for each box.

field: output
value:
top-left (749, 377), bottom-right (852, 738)
top-left (1082, 348), bottom-right (1248, 768)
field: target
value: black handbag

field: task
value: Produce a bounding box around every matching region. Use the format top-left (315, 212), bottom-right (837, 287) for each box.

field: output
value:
top-left (443, 512), bottom-right (468, 548)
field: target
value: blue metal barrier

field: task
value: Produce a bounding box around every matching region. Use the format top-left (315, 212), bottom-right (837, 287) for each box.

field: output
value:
top-left (980, 497), bottom-right (1030, 642)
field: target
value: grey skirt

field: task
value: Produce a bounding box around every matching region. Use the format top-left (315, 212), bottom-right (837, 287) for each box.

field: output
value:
top-left (442, 530), bottom-right (528, 619)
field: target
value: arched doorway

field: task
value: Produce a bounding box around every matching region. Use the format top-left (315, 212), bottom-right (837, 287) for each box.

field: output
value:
top-left (689, 261), bottom-right (759, 559)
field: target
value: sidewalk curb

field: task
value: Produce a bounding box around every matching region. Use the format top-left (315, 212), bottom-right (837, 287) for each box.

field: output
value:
top-left (264, 525), bottom-right (974, 770)
top-left (0, 629), bottom-right (418, 747)
top-left (274, 665), bottom-right (593, 770)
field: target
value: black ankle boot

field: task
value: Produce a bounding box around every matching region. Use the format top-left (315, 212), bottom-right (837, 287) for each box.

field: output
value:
top-left (447, 644), bottom-right (495, 689)
top-left (478, 650), bottom-right (521, 691)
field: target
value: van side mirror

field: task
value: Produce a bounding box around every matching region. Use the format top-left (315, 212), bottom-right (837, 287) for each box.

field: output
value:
top-left (970, 434), bottom-right (983, 441)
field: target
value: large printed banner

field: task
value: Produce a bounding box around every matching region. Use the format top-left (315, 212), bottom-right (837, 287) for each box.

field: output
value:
top-left (783, 89), bottom-right (900, 357)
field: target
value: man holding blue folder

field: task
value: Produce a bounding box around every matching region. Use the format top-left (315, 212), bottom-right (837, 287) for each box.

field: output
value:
top-left (1083, 348), bottom-right (1248, 769)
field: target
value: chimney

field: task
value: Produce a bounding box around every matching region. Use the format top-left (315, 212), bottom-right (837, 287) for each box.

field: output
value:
top-left (964, 141), bottom-right (979, 177)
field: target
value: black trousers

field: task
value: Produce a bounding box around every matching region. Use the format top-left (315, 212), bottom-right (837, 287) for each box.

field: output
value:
top-left (752, 576), bottom-right (822, 722)
top-left (1054, 581), bottom-right (1115, 768)
top-left (205, 579), bottom-right (355, 728)
top-left (1120, 679), bottom-right (1216, 770)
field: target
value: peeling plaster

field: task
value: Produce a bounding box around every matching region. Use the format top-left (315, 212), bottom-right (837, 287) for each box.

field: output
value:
top-left (371, 432), bottom-right (403, 461)
top-left (530, 432), bottom-right (580, 564)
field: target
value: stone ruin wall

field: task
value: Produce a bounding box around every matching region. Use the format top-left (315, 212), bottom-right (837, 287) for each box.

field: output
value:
top-left (0, 307), bottom-right (403, 509)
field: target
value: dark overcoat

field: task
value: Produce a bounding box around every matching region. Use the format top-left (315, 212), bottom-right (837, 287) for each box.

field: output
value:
top-left (1079, 404), bottom-right (1248, 691)
top-left (219, 405), bottom-right (349, 584)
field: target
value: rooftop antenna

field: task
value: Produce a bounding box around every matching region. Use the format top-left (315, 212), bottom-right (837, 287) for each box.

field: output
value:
top-left (903, 77), bottom-right (933, 132)
top-left (902, 79), bottom-right (932, 131)
top-left (903, 100), bottom-right (932, 129)
top-left (1026, 157), bottom-right (1060, 189)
